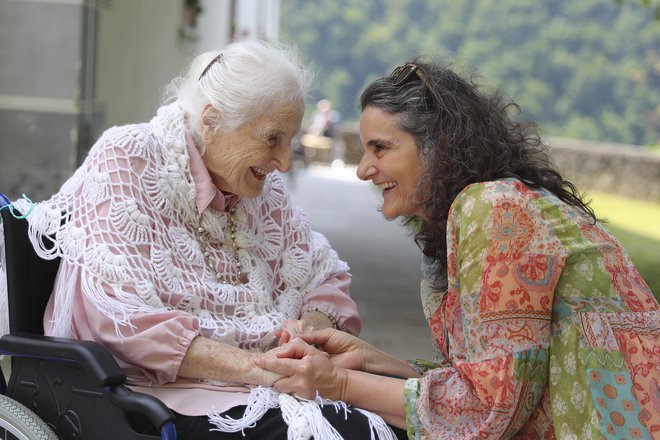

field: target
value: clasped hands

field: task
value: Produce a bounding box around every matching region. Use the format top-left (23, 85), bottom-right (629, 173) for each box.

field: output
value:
top-left (257, 325), bottom-right (365, 402)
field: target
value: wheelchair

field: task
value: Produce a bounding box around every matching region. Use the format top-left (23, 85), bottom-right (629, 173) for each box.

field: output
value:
top-left (0, 207), bottom-right (177, 439)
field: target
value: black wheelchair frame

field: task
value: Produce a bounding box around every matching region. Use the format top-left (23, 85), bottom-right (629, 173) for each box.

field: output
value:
top-left (0, 208), bottom-right (177, 439)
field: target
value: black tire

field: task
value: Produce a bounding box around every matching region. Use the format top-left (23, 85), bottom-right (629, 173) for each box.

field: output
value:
top-left (0, 394), bottom-right (58, 440)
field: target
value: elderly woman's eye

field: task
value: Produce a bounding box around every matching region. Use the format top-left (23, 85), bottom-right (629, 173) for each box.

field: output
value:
top-left (268, 135), bottom-right (280, 146)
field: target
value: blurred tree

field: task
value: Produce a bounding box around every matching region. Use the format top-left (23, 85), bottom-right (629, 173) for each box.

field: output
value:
top-left (280, 0), bottom-right (660, 146)
top-left (615, 0), bottom-right (660, 20)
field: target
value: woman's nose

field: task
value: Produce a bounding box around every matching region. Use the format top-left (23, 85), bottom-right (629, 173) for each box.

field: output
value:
top-left (356, 154), bottom-right (375, 181)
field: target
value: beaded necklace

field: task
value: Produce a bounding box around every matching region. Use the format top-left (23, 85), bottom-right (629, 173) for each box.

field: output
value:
top-left (197, 207), bottom-right (243, 285)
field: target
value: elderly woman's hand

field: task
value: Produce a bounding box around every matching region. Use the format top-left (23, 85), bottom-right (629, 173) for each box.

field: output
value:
top-left (275, 319), bottom-right (316, 345)
top-left (276, 310), bottom-right (336, 345)
top-left (257, 338), bottom-right (347, 401)
top-left (178, 336), bottom-right (286, 387)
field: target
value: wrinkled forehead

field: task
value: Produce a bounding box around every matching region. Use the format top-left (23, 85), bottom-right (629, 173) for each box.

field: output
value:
top-left (244, 101), bottom-right (304, 134)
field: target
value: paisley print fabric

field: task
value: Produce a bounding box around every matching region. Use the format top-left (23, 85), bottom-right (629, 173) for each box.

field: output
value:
top-left (404, 179), bottom-right (659, 439)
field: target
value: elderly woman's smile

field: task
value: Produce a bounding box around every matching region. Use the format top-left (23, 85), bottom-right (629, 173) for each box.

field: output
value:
top-left (202, 101), bottom-right (304, 198)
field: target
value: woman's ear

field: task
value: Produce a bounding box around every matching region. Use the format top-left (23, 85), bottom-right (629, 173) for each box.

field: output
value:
top-left (200, 104), bottom-right (221, 140)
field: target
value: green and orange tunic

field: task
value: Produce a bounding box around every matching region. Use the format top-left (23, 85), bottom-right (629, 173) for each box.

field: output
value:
top-left (405, 179), bottom-right (659, 439)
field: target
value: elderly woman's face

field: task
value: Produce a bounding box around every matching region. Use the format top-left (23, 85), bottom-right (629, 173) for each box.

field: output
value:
top-left (357, 105), bottom-right (424, 220)
top-left (202, 101), bottom-right (304, 197)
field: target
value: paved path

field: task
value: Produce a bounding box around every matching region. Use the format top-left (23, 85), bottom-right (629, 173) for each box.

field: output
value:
top-left (286, 164), bottom-right (436, 362)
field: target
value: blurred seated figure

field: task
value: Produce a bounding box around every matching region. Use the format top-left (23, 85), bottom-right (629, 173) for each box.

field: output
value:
top-left (301, 99), bottom-right (346, 167)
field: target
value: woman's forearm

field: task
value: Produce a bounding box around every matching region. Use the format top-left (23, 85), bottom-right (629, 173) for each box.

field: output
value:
top-left (363, 345), bottom-right (421, 379)
top-left (342, 369), bottom-right (408, 428)
top-left (178, 336), bottom-right (281, 386)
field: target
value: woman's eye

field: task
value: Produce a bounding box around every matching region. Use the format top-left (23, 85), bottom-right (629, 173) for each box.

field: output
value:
top-left (268, 135), bottom-right (280, 146)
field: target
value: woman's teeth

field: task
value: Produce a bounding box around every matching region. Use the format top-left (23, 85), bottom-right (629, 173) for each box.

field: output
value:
top-left (251, 167), bottom-right (269, 177)
top-left (378, 181), bottom-right (396, 191)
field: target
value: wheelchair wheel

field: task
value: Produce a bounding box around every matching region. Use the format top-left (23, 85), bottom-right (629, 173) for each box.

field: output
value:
top-left (0, 394), bottom-right (57, 440)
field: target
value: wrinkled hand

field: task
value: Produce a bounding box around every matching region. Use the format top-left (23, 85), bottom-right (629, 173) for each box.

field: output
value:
top-left (266, 337), bottom-right (329, 360)
top-left (257, 338), bottom-right (347, 401)
top-left (248, 352), bottom-right (287, 387)
top-left (253, 368), bottom-right (285, 388)
top-left (276, 319), bottom-right (317, 345)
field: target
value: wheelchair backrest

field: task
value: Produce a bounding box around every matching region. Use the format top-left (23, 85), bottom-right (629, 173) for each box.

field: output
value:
top-left (1, 208), bottom-right (61, 335)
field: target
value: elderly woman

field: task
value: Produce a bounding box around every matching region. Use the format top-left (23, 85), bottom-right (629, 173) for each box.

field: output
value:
top-left (8, 40), bottom-right (407, 439)
top-left (258, 60), bottom-right (660, 439)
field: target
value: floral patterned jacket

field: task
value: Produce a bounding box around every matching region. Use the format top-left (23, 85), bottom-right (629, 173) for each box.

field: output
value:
top-left (404, 179), bottom-right (659, 439)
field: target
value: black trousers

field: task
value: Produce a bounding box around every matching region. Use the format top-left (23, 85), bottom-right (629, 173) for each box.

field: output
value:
top-left (134, 404), bottom-right (408, 439)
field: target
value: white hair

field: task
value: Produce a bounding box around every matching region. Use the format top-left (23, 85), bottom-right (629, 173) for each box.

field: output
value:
top-left (164, 40), bottom-right (313, 145)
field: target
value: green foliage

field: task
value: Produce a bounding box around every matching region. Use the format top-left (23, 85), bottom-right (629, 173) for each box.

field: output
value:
top-left (617, 0), bottom-right (660, 20)
top-left (280, 0), bottom-right (660, 146)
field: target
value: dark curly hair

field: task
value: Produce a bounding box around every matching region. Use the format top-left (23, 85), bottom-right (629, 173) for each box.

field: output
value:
top-left (360, 59), bottom-right (596, 289)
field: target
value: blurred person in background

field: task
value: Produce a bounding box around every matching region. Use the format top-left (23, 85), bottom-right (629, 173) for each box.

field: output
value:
top-left (6, 40), bottom-right (409, 439)
top-left (306, 99), bottom-right (341, 139)
top-left (259, 59), bottom-right (660, 439)
top-left (302, 98), bottom-right (346, 168)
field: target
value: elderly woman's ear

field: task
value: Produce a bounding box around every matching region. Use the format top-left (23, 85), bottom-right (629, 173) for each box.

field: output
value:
top-left (200, 104), bottom-right (222, 140)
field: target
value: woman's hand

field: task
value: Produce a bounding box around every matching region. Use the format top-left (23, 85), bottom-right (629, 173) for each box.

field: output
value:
top-left (296, 329), bottom-right (421, 379)
top-left (257, 338), bottom-right (348, 401)
top-left (295, 328), bottom-right (367, 370)
top-left (260, 337), bottom-right (411, 428)
top-left (249, 352), bottom-right (287, 387)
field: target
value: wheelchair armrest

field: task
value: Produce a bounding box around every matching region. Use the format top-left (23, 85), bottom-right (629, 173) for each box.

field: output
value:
top-left (108, 385), bottom-right (176, 434)
top-left (0, 333), bottom-right (126, 386)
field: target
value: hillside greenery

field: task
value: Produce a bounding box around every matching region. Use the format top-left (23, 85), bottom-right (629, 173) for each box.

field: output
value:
top-left (280, 0), bottom-right (660, 147)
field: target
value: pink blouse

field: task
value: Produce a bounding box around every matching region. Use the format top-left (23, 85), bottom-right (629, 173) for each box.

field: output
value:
top-left (43, 142), bottom-right (361, 417)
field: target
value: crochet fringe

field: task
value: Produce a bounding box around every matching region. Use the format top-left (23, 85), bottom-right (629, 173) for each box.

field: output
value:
top-left (208, 387), bottom-right (397, 440)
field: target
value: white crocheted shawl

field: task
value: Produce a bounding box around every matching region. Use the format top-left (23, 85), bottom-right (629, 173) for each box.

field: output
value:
top-left (21, 102), bottom-right (348, 349)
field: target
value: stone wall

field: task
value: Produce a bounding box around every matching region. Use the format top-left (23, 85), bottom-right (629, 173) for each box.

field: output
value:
top-left (336, 123), bottom-right (660, 203)
top-left (545, 137), bottom-right (660, 203)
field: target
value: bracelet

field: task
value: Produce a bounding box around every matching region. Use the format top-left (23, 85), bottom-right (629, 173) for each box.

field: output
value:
top-left (406, 360), bottom-right (427, 377)
top-left (306, 308), bottom-right (338, 329)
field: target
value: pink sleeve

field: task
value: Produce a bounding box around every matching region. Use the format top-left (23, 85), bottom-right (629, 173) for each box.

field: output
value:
top-left (302, 271), bottom-right (362, 335)
top-left (43, 265), bottom-right (201, 385)
top-left (81, 294), bottom-right (200, 384)
top-left (42, 135), bottom-right (201, 385)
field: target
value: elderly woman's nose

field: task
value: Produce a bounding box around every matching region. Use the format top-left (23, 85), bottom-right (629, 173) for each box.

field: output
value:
top-left (273, 144), bottom-right (293, 173)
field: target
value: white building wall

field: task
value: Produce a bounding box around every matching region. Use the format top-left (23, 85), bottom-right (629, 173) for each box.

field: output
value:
top-left (96, 0), bottom-right (279, 129)
top-left (96, 0), bottom-right (190, 127)
top-left (196, 0), bottom-right (231, 53)
top-left (234, 0), bottom-right (280, 41)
